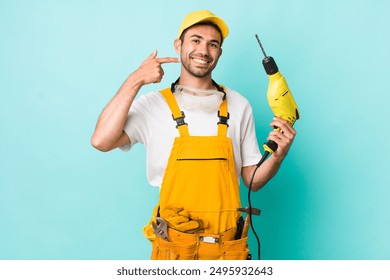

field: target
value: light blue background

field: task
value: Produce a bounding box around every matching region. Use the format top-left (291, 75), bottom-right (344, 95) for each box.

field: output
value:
top-left (1, 0), bottom-right (389, 260)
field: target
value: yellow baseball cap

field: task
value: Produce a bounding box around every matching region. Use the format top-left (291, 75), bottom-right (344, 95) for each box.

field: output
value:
top-left (177, 10), bottom-right (229, 41)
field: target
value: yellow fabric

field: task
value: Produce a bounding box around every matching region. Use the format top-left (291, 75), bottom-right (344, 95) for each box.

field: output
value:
top-left (217, 92), bottom-right (229, 137)
top-left (151, 227), bottom-right (248, 260)
top-left (160, 88), bottom-right (189, 137)
top-left (159, 136), bottom-right (241, 233)
top-left (145, 87), bottom-right (247, 259)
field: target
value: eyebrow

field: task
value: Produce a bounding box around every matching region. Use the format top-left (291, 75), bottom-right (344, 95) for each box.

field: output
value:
top-left (190, 34), bottom-right (221, 45)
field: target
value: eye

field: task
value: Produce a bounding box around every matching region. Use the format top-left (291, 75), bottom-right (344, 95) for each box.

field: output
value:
top-left (192, 39), bottom-right (200, 44)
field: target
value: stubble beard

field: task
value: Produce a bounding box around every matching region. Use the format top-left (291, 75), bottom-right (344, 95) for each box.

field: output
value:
top-left (181, 53), bottom-right (218, 79)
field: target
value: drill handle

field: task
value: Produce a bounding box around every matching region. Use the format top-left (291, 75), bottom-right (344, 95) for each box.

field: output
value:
top-left (263, 140), bottom-right (278, 154)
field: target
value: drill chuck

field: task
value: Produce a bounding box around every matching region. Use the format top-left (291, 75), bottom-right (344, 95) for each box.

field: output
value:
top-left (262, 56), bottom-right (278, 75)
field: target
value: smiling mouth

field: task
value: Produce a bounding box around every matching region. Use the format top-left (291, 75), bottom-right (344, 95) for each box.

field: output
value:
top-left (192, 57), bottom-right (210, 65)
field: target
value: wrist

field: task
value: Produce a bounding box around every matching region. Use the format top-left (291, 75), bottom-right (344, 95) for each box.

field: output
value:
top-left (127, 72), bottom-right (145, 89)
top-left (269, 153), bottom-right (284, 165)
top-left (120, 73), bottom-right (144, 98)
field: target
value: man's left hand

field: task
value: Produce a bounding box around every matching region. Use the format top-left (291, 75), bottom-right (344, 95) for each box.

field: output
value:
top-left (267, 117), bottom-right (297, 160)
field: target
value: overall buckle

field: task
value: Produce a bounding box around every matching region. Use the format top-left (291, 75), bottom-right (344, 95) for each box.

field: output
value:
top-left (172, 111), bottom-right (187, 128)
top-left (217, 111), bottom-right (230, 126)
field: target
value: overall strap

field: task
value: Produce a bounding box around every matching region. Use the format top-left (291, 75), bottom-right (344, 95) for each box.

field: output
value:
top-left (160, 88), bottom-right (189, 137)
top-left (160, 85), bottom-right (229, 137)
top-left (217, 86), bottom-right (229, 137)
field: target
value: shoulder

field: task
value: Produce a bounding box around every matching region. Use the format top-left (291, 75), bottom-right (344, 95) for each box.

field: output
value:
top-left (132, 91), bottom-right (167, 110)
top-left (224, 87), bottom-right (250, 104)
top-left (224, 87), bottom-right (252, 112)
top-left (136, 91), bottom-right (165, 103)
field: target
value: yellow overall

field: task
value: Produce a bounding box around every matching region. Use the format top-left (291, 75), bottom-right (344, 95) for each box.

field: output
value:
top-left (143, 87), bottom-right (249, 260)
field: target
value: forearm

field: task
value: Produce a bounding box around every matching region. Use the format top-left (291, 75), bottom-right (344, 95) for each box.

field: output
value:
top-left (91, 74), bottom-right (143, 151)
top-left (242, 154), bottom-right (283, 192)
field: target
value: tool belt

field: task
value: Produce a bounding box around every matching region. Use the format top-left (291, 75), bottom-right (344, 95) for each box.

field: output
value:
top-left (151, 226), bottom-right (249, 260)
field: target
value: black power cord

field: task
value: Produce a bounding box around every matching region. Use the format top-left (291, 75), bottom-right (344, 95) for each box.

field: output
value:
top-left (247, 151), bottom-right (270, 260)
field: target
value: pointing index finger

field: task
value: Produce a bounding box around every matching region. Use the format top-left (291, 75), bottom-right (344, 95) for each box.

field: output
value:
top-left (156, 57), bottom-right (180, 64)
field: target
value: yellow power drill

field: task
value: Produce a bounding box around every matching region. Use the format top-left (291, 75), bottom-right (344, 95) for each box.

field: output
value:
top-left (246, 36), bottom-right (301, 260)
top-left (255, 34), bottom-right (300, 154)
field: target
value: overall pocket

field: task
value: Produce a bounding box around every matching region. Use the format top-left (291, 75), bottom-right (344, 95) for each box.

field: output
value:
top-left (151, 236), bottom-right (197, 260)
top-left (220, 237), bottom-right (249, 260)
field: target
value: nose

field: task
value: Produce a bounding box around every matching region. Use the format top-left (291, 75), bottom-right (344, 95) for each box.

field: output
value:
top-left (197, 42), bottom-right (210, 56)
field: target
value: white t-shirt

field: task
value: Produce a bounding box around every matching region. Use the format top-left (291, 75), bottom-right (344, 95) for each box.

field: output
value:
top-left (120, 87), bottom-right (261, 187)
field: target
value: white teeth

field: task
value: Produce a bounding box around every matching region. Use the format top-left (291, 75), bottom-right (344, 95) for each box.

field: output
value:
top-left (193, 58), bottom-right (207, 64)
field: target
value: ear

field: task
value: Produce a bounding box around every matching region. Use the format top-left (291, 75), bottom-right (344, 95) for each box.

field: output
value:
top-left (219, 47), bottom-right (223, 58)
top-left (174, 39), bottom-right (182, 55)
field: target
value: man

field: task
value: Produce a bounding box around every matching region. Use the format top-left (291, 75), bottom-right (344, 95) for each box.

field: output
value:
top-left (91, 10), bottom-right (296, 260)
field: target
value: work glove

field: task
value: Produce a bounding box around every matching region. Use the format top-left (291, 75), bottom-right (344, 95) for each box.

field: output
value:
top-left (162, 207), bottom-right (203, 233)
